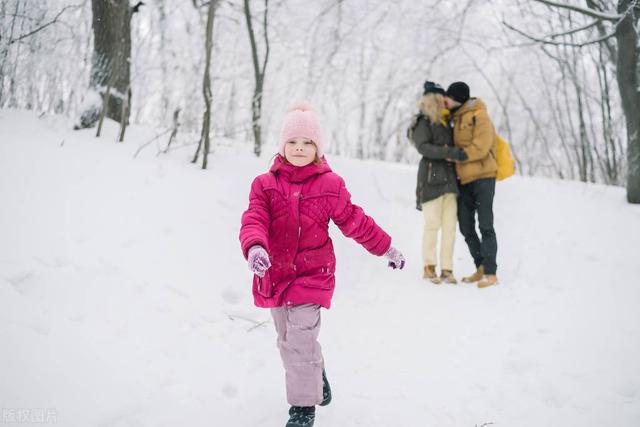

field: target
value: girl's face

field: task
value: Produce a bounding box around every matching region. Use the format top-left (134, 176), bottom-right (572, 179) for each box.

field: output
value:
top-left (284, 137), bottom-right (318, 167)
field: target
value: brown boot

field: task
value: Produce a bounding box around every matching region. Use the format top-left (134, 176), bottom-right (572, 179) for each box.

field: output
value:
top-left (440, 270), bottom-right (458, 284)
top-left (478, 274), bottom-right (499, 288)
top-left (423, 265), bottom-right (442, 284)
top-left (462, 265), bottom-right (484, 283)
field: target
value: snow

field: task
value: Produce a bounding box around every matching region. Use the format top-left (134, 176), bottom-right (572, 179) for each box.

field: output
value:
top-left (1, 109), bottom-right (640, 426)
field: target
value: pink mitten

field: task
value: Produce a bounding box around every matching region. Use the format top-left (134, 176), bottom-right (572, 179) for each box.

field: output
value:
top-left (248, 245), bottom-right (271, 277)
top-left (384, 246), bottom-right (405, 270)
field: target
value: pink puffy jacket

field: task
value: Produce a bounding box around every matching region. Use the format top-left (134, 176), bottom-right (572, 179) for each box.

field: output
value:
top-left (239, 155), bottom-right (392, 309)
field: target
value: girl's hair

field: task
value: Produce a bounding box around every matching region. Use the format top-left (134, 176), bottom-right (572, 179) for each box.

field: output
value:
top-left (418, 93), bottom-right (445, 124)
top-left (310, 144), bottom-right (323, 165)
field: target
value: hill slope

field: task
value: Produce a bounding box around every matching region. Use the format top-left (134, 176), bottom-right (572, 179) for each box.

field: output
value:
top-left (1, 110), bottom-right (639, 426)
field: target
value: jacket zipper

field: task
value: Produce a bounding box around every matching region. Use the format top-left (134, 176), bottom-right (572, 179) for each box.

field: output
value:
top-left (427, 162), bottom-right (433, 183)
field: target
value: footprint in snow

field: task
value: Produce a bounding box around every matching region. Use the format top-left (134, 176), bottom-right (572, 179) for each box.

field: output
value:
top-left (166, 286), bottom-right (190, 299)
top-left (222, 383), bottom-right (238, 399)
top-left (121, 238), bottom-right (136, 248)
top-left (615, 383), bottom-right (639, 399)
top-left (222, 288), bottom-right (240, 305)
top-left (73, 233), bottom-right (89, 244)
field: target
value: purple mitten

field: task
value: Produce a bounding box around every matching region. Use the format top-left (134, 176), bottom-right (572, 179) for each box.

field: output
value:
top-left (384, 246), bottom-right (405, 270)
top-left (248, 245), bottom-right (271, 277)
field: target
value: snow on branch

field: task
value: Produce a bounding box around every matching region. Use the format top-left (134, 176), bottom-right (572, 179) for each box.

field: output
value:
top-left (531, 0), bottom-right (622, 21)
top-left (7, 4), bottom-right (83, 45)
top-left (547, 19), bottom-right (599, 38)
top-left (502, 20), bottom-right (617, 47)
top-left (503, 1), bottom-right (639, 48)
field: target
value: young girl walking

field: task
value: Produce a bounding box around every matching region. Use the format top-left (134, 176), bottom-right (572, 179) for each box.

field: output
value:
top-left (408, 81), bottom-right (467, 284)
top-left (239, 102), bottom-right (405, 427)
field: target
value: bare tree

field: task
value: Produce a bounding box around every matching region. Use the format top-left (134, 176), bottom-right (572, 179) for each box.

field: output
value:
top-left (614, 0), bottom-right (640, 203)
top-left (192, 0), bottom-right (219, 169)
top-left (591, 41), bottom-right (622, 184)
top-left (157, 0), bottom-right (170, 121)
top-left (0, 1), bottom-right (82, 108)
top-left (1, 0), bottom-right (23, 108)
top-left (243, 0), bottom-right (270, 157)
top-left (505, 0), bottom-right (640, 203)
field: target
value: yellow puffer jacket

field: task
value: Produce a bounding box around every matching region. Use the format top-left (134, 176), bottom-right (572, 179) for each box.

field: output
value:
top-left (451, 98), bottom-right (497, 185)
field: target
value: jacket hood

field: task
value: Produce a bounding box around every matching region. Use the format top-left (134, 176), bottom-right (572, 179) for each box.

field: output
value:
top-left (452, 97), bottom-right (487, 117)
top-left (270, 154), bottom-right (332, 183)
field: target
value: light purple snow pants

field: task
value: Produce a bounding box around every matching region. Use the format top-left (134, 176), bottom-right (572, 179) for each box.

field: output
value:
top-left (270, 303), bottom-right (324, 407)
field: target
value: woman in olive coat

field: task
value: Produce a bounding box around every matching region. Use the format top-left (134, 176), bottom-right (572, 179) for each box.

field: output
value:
top-left (408, 81), bottom-right (467, 283)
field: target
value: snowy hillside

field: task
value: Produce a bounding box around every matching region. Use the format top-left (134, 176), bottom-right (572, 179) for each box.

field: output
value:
top-left (1, 110), bottom-right (639, 427)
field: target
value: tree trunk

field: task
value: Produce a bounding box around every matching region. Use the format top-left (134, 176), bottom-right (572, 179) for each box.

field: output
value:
top-left (158, 0), bottom-right (170, 121)
top-left (0, 0), bottom-right (21, 107)
top-left (615, 0), bottom-right (640, 202)
top-left (191, 0), bottom-right (217, 168)
top-left (200, 0), bottom-right (217, 169)
top-left (96, 83), bottom-right (111, 137)
top-left (7, 0), bottom-right (26, 108)
top-left (164, 108), bottom-right (181, 153)
top-left (118, 86), bottom-right (131, 142)
top-left (243, 0), bottom-right (269, 157)
top-left (593, 44), bottom-right (619, 184)
top-left (79, 0), bottom-right (135, 129)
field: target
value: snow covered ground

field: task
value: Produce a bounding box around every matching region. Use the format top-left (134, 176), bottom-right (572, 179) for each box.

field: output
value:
top-left (1, 109), bottom-right (639, 427)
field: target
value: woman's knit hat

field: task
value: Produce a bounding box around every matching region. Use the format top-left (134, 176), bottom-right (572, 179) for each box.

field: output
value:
top-left (278, 101), bottom-right (324, 157)
top-left (423, 81), bottom-right (445, 96)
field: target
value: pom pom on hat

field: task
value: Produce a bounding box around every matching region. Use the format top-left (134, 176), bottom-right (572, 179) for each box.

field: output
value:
top-left (422, 81), bottom-right (445, 96)
top-left (287, 101), bottom-right (314, 113)
top-left (279, 101), bottom-right (324, 157)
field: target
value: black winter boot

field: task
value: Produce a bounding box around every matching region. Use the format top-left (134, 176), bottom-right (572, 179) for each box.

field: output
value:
top-left (319, 369), bottom-right (331, 406)
top-left (286, 406), bottom-right (315, 427)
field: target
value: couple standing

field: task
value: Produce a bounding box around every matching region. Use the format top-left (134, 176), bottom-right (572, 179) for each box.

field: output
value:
top-left (409, 81), bottom-right (499, 288)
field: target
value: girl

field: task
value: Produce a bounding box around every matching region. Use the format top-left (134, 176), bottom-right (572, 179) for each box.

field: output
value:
top-left (408, 81), bottom-right (467, 284)
top-left (239, 102), bottom-right (405, 427)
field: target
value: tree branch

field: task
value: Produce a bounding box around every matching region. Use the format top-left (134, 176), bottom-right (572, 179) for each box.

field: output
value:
top-left (503, 20), bottom-right (617, 47)
top-left (504, 0), bottom-right (638, 47)
top-left (548, 19), bottom-right (599, 38)
top-left (8, 4), bottom-right (82, 45)
top-left (243, 0), bottom-right (261, 82)
top-left (531, 0), bottom-right (622, 21)
top-left (132, 1), bottom-right (145, 13)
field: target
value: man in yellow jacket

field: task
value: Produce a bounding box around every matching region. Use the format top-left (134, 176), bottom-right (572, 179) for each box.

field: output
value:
top-left (444, 82), bottom-right (499, 288)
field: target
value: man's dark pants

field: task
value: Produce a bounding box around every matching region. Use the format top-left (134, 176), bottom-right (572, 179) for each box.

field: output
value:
top-left (457, 177), bottom-right (497, 275)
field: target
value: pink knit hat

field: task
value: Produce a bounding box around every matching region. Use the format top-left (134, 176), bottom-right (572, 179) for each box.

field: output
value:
top-left (278, 101), bottom-right (324, 157)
